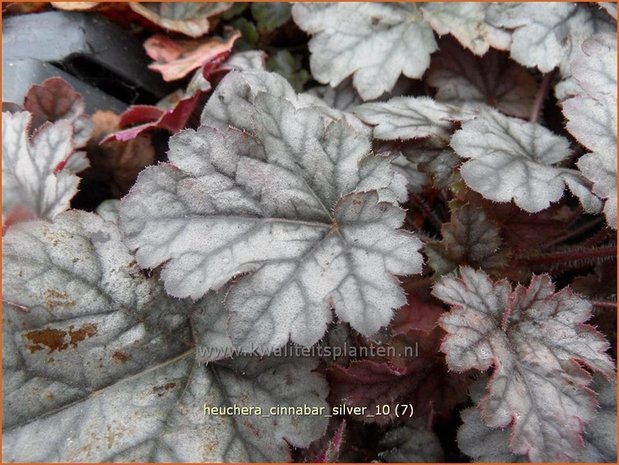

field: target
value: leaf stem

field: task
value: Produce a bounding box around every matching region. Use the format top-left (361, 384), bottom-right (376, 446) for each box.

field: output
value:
top-left (582, 226), bottom-right (612, 248)
top-left (592, 300), bottom-right (617, 309)
top-left (529, 70), bottom-right (557, 123)
top-left (525, 245), bottom-right (617, 268)
top-left (541, 217), bottom-right (604, 250)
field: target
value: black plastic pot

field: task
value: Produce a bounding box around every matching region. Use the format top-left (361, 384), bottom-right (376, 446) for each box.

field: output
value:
top-left (3, 10), bottom-right (172, 111)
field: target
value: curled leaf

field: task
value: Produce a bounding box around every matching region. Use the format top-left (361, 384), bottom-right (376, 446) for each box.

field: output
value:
top-left (145, 31), bottom-right (241, 81)
top-left (104, 49), bottom-right (263, 143)
top-left (103, 98), bottom-right (199, 142)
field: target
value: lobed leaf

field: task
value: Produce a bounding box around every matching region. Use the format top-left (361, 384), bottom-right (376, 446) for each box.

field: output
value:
top-left (2, 111), bottom-right (85, 225)
top-left (487, 2), bottom-right (614, 74)
top-left (120, 70), bottom-right (422, 352)
top-left (2, 210), bottom-right (328, 461)
top-left (145, 31), bottom-right (241, 81)
top-left (326, 294), bottom-right (467, 425)
top-left (434, 267), bottom-right (615, 461)
top-left (23, 77), bottom-right (94, 148)
top-left (427, 38), bottom-right (538, 119)
top-left (397, 145), bottom-right (461, 191)
top-left (292, 3), bottom-right (437, 100)
top-left (129, 2), bottom-right (234, 37)
top-left (420, 2), bottom-right (510, 55)
top-left (563, 33), bottom-right (617, 229)
top-left (459, 376), bottom-right (617, 462)
top-left (451, 108), bottom-right (602, 214)
top-left (354, 96), bottom-right (471, 144)
top-left (425, 204), bottom-right (508, 276)
top-left (454, 189), bottom-right (576, 257)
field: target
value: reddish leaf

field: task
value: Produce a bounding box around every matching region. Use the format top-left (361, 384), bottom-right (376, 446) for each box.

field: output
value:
top-left (391, 291), bottom-right (445, 335)
top-left (327, 298), bottom-right (467, 425)
top-left (425, 203), bottom-right (509, 276)
top-left (117, 105), bottom-right (165, 128)
top-left (457, 188), bottom-right (573, 253)
top-left (103, 44), bottom-right (244, 143)
top-left (51, 2), bottom-right (154, 30)
top-left (572, 261), bottom-right (617, 302)
top-left (327, 360), bottom-right (410, 425)
top-left (24, 77), bottom-right (80, 123)
top-left (145, 31), bottom-right (240, 81)
top-left (23, 77), bottom-right (93, 147)
top-left (201, 49), bottom-right (235, 80)
top-left (427, 37), bottom-right (537, 118)
top-left (327, 350), bottom-right (466, 424)
top-left (103, 93), bottom-right (201, 142)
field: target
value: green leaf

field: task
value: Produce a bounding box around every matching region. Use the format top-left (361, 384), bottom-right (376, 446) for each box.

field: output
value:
top-left (251, 2), bottom-right (292, 33)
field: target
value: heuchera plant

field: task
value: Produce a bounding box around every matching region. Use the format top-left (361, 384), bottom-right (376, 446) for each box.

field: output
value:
top-left (2, 2), bottom-right (617, 463)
